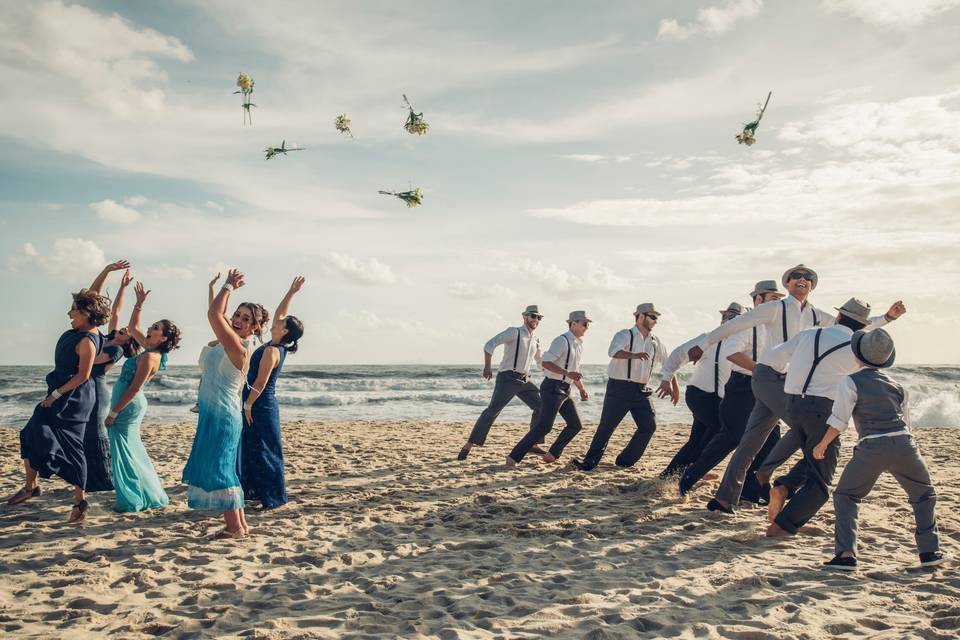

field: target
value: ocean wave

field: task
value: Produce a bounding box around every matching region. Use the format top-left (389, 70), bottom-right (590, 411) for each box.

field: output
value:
top-left (143, 389), bottom-right (492, 408)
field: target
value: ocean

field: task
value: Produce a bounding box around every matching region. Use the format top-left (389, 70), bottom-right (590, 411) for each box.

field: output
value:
top-left (1, 365), bottom-right (958, 429)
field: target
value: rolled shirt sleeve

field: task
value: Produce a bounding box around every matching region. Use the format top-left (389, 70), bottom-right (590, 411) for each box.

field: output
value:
top-left (483, 327), bottom-right (514, 356)
top-left (826, 376), bottom-right (858, 433)
top-left (543, 335), bottom-right (569, 367)
top-left (607, 329), bottom-right (631, 358)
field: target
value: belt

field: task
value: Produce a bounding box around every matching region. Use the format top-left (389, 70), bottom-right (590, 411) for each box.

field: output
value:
top-left (499, 370), bottom-right (527, 381)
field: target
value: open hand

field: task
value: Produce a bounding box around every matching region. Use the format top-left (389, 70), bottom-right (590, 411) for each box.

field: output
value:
top-left (656, 381), bottom-right (672, 399)
top-left (120, 269), bottom-right (133, 288)
top-left (289, 276), bottom-right (305, 293)
top-left (635, 352), bottom-right (650, 360)
top-left (244, 406), bottom-right (253, 425)
top-left (226, 269), bottom-right (246, 289)
top-left (566, 371), bottom-right (583, 382)
top-left (134, 281), bottom-right (151, 305)
top-left (579, 388), bottom-right (589, 401)
top-left (209, 272), bottom-right (221, 288)
top-left (106, 260), bottom-right (131, 273)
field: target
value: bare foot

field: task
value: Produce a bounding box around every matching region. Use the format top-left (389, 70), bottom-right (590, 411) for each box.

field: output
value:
top-left (703, 473), bottom-right (719, 482)
top-left (767, 485), bottom-right (789, 523)
top-left (542, 452), bottom-right (557, 463)
top-left (755, 469), bottom-right (771, 486)
top-left (765, 522), bottom-right (792, 537)
top-left (505, 457), bottom-right (517, 469)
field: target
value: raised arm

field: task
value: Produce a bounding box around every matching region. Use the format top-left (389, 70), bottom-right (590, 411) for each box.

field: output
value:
top-left (105, 352), bottom-right (161, 426)
top-left (209, 269), bottom-right (249, 370)
top-left (275, 276), bottom-right (305, 321)
top-left (208, 272), bottom-right (221, 308)
top-left (126, 281), bottom-right (151, 346)
top-left (88, 260), bottom-right (130, 294)
top-left (108, 269), bottom-right (133, 333)
top-left (242, 346), bottom-right (281, 424)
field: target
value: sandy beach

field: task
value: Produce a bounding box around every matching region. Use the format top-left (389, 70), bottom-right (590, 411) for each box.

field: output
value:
top-left (1, 420), bottom-right (957, 639)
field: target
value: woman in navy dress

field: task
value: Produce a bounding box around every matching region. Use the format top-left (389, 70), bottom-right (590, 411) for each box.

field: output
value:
top-left (8, 286), bottom-right (113, 522)
top-left (241, 277), bottom-right (305, 510)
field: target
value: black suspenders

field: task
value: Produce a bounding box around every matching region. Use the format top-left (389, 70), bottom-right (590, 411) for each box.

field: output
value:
top-left (513, 327), bottom-right (522, 371)
top-left (800, 329), bottom-right (852, 396)
top-left (714, 341), bottom-right (722, 393)
top-left (562, 335), bottom-right (572, 382)
top-left (782, 300), bottom-right (821, 345)
top-left (781, 300), bottom-right (788, 342)
top-left (627, 330), bottom-right (634, 379)
top-left (752, 326), bottom-right (758, 361)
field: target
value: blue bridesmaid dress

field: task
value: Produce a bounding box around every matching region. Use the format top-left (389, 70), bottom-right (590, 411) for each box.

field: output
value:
top-left (83, 342), bottom-right (123, 492)
top-left (108, 351), bottom-right (170, 512)
top-left (20, 329), bottom-right (103, 488)
top-left (240, 343), bottom-right (288, 508)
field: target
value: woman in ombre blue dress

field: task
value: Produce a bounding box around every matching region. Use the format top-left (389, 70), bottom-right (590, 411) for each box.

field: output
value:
top-left (182, 269), bottom-right (269, 539)
top-left (241, 277), bottom-right (305, 510)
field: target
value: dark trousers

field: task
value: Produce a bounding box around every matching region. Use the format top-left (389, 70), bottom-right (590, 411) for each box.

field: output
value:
top-left (661, 386), bottom-right (720, 477)
top-left (509, 378), bottom-right (582, 463)
top-left (468, 371), bottom-right (542, 446)
top-left (579, 379), bottom-right (657, 470)
top-left (773, 394), bottom-right (840, 534)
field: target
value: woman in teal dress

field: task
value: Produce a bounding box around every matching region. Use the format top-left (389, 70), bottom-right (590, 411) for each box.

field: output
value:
top-left (183, 269), bottom-right (269, 539)
top-left (104, 282), bottom-right (181, 512)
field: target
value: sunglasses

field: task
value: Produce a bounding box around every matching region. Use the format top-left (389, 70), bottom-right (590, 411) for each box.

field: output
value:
top-left (643, 314), bottom-right (659, 321)
top-left (788, 271), bottom-right (814, 282)
top-left (526, 314), bottom-right (543, 320)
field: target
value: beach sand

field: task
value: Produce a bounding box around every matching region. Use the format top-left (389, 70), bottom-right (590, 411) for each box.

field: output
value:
top-left (1, 420), bottom-right (957, 639)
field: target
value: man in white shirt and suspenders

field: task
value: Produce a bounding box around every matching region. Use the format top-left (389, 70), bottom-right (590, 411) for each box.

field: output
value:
top-left (459, 305), bottom-right (544, 461)
top-left (572, 303), bottom-right (672, 471)
top-left (506, 311), bottom-right (591, 468)
top-left (687, 265), bottom-right (905, 514)
top-left (677, 281), bottom-right (784, 500)
top-left (656, 302), bottom-right (747, 478)
top-left (762, 298), bottom-right (886, 536)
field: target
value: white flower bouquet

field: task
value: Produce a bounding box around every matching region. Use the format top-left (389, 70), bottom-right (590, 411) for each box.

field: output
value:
top-left (264, 140), bottom-right (303, 160)
top-left (234, 72), bottom-right (256, 126)
top-left (379, 187), bottom-right (423, 208)
top-left (736, 91), bottom-right (771, 146)
top-left (402, 94), bottom-right (429, 136)
top-left (335, 113), bottom-right (353, 137)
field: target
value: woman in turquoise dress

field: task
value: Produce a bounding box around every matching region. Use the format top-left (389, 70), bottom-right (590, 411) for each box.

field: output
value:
top-left (104, 282), bottom-right (181, 512)
top-left (183, 269), bottom-right (269, 539)
top-left (241, 276), bottom-right (305, 510)
top-left (8, 287), bottom-right (113, 522)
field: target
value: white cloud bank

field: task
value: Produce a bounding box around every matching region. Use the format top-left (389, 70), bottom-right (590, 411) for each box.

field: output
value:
top-left (9, 239), bottom-right (106, 279)
top-left (90, 198), bottom-right (142, 223)
top-left (319, 253), bottom-right (409, 286)
top-left (658, 0), bottom-right (764, 41)
top-left (820, 0), bottom-right (960, 27)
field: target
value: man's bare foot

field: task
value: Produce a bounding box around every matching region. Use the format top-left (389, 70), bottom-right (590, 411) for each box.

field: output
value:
top-left (755, 469), bottom-right (771, 486)
top-left (767, 485), bottom-right (789, 523)
top-left (703, 473), bottom-right (719, 482)
top-left (765, 522), bottom-right (792, 537)
top-left (505, 457), bottom-right (517, 469)
top-left (542, 452), bottom-right (557, 463)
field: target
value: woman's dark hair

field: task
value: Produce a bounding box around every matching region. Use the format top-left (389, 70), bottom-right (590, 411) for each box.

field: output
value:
top-left (238, 302), bottom-right (270, 340)
top-left (155, 319), bottom-right (182, 353)
top-left (71, 289), bottom-right (112, 327)
top-left (836, 314), bottom-right (867, 332)
top-left (281, 315), bottom-right (304, 354)
top-left (106, 329), bottom-right (141, 359)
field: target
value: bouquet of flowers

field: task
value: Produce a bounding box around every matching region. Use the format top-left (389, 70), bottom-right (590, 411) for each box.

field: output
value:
top-left (379, 187), bottom-right (423, 208)
top-left (234, 72), bottom-right (256, 126)
top-left (264, 140), bottom-right (304, 160)
top-left (402, 94), bottom-right (429, 136)
top-left (736, 91), bottom-right (771, 146)
top-left (335, 113), bottom-right (353, 137)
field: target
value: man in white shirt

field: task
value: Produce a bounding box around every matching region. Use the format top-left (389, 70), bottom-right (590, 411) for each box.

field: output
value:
top-left (656, 302), bottom-right (746, 478)
top-left (687, 265), bottom-right (905, 514)
top-left (507, 311), bottom-right (591, 467)
top-left (572, 303), bottom-right (672, 471)
top-left (458, 305), bottom-right (544, 461)
top-left (763, 298), bottom-right (881, 536)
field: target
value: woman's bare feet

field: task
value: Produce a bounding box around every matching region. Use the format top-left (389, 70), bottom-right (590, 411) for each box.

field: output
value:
top-left (505, 457), bottom-right (517, 469)
top-left (211, 527), bottom-right (247, 540)
top-left (767, 485), bottom-right (789, 523)
top-left (6, 485), bottom-right (40, 505)
top-left (67, 500), bottom-right (89, 523)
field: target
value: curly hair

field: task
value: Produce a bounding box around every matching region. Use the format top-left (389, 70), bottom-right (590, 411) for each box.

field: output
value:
top-left (155, 319), bottom-right (182, 353)
top-left (71, 289), bottom-right (112, 327)
top-left (238, 302), bottom-right (270, 340)
top-left (106, 329), bottom-right (141, 359)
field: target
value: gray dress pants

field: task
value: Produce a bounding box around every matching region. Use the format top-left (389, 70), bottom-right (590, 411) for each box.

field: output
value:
top-left (468, 371), bottom-right (542, 446)
top-left (716, 364), bottom-right (790, 505)
top-left (834, 434), bottom-right (940, 556)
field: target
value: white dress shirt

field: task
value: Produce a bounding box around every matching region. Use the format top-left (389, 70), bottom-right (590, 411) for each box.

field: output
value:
top-left (660, 329), bottom-right (753, 398)
top-left (765, 325), bottom-right (860, 400)
top-left (484, 325), bottom-right (542, 375)
top-left (543, 330), bottom-right (583, 382)
top-left (827, 376), bottom-right (912, 441)
top-left (698, 295), bottom-right (888, 366)
top-left (606, 326), bottom-right (667, 385)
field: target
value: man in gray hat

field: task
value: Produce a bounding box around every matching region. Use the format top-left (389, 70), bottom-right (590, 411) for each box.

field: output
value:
top-left (506, 310), bottom-right (590, 467)
top-left (762, 298), bottom-right (886, 536)
top-left (687, 265), bottom-right (906, 514)
top-left (458, 305), bottom-right (544, 460)
top-left (816, 329), bottom-right (946, 570)
top-left (572, 303), bottom-right (670, 471)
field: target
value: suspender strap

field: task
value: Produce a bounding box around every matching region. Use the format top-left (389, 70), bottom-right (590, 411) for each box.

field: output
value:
top-left (627, 329), bottom-right (634, 380)
top-left (714, 341), bottom-right (722, 394)
top-left (752, 326), bottom-right (758, 361)
top-left (800, 329), bottom-right (852, 396)
top-left (513, 327), bottom-right (521, 371)
top-left (781, 300), bottom-right (788, 342)
top-left (812, 308), bottom-right (819, 326)
top-left (560, 335), bottom-right (573, 382)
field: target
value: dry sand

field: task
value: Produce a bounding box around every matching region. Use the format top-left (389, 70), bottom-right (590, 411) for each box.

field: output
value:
top-left (1, 420), bottom-right (958, 639)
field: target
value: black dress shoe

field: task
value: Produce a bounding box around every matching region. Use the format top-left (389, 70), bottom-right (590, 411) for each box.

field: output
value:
top-left (457, 447), bottom-right (470, 461)
top-left (706, 498), bottom-right (734, 514)
top-left (823, 554), bottom-right (857, 571)
top-left (919, 551), bottom-right (948, 567)
top-left (571, 458), bottom-right (595, 471)
top-left (529, 445), bottom-right (546, 455)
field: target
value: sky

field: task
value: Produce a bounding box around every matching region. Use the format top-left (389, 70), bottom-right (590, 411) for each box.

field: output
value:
top-left (1, 0), bottom-right (959, 365)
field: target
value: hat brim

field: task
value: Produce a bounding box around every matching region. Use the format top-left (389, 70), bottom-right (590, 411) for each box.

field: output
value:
top-left (719, 309), bottom-right (742, 315)
top-left (782, 266), bottom-right (819, 290)
top-left (835, 307), bottom-right (871, 326)
top-left (750, 290), bottom-right (786, 299)
top-left (634, 311), bottom-right (661, 318)
top-left (851, 331), bottom-right (896, 368)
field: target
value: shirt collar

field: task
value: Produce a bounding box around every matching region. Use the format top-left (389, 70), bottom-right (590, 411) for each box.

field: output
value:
top-left (564, 330), bottom-right (581, 344)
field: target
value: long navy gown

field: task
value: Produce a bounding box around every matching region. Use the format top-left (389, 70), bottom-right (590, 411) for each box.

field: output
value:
top-left (240, 343), bottom-right (288, 509)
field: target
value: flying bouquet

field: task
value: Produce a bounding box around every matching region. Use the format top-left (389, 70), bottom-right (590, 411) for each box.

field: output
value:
top-left (234, 72), bottom-right (256, 126)
top-left (264, 140), bottom-right (304, 160)
top-left (735, 91), bottom-right (771, 146)
top-left (335, 113), bottom-right (353, 137)
top-left (402, 94), bottom-right (429, 136)
top-left (378, 187), bottom-right (423, 208)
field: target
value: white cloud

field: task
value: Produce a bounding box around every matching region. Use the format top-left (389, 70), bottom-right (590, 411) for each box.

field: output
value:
top-left (40, 202), bottom-right (61, 210)
top-left (123, 195), bottom-right (150, 206)
top-left (205, 201), bottom-right (224, 212)
top-left (319, 252), bottom-right (408, 286)
top-left (89, 198), bottom-right (142, 224)
top-left (820, 0), bottom-right (960, 27)
top-left (448, 281), bottom-right (517, 299)
top-left (9, 238), bottom-right (105, 279)
top-left (658, 0), bottom-right (764, 41)
top-left (559, 153), bottom-right (633, 164)
top-left (142, 265), bottom-right (196, 281)
top-left (513, 259), bottom-right (630, 295)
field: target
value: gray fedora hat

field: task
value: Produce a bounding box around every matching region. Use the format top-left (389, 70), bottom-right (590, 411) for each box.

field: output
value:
top-left (851, 328), bottom-right (895, 368)
top-left (522, 305), bottom-right (543, 317)
top-left (719, 302), bottom-right (745, 316)
top-left (782, 264), bottom-right (819, 290)
top-left (633, 303), bottom-right (661, 318)
top-left (750, 279), bottom-right (785, 298)
top-left (835, 297), bottom-right (872, 325)
top-left (567, 310), bottom-right (592, 323)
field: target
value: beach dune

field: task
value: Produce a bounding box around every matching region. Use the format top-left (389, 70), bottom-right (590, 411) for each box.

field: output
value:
top-left (1, 420), bottom-right (957, 639)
